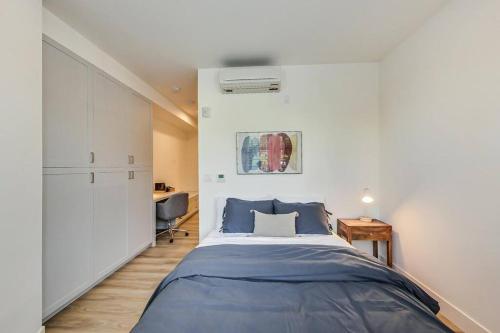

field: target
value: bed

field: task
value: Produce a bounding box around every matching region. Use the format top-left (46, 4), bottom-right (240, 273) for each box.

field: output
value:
top-left (131, 197), bottom-right (452, 333)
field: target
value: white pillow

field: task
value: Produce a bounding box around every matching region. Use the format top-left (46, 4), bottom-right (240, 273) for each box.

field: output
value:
top-left (253, 211), bottom-right (297, 237)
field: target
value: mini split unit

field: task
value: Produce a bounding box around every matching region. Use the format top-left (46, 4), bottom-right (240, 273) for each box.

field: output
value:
top-left (219, 66), bottom-right (281, 94)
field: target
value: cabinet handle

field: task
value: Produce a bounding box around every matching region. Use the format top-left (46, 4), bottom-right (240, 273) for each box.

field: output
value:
top-left (90, 152), bottom-right (95, 164)
top-left (90, 172), bottom-right (95, 184)
top-left (128, 171), bottom-right (135, 180)
top-left (128, 155), bottom-right (134, 164)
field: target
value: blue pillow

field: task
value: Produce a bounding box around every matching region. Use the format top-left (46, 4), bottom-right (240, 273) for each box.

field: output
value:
top-left (222, 198), bottom-right (274, 233)
top-left (273, 199), bottom-right (331, 234)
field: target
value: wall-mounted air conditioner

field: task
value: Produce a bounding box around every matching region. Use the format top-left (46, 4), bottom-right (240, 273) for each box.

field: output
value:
top-left (219, 66), bottom-right (281, 94)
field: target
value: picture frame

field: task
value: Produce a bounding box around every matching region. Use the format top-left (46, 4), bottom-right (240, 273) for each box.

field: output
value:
top-left (236, 131), bottom-right (302, 175)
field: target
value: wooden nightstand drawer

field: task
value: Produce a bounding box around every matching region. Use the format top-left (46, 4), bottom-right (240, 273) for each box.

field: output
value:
top-left (351, 227), bottom-right (390, 241)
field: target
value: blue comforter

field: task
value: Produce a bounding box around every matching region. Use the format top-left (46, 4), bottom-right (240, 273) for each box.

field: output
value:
top-left (131, 244), bottom-right (452, 333)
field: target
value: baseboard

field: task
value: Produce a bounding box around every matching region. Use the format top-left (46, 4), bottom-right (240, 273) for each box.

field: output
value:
top-left (393, 263), bottom-right (491, 333)
top-left (37, 326), bottom-right (45, 333)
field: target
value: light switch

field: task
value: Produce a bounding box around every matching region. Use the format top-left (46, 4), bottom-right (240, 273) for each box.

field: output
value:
top-left (216, 174), bottom-right (225, 183)
top-left (202, 107), bottom-right (211, 118)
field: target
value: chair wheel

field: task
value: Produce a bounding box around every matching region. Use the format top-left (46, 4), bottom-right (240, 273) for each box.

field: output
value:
top-left (169, 239), bottom-right (174, 243)
top-left (185, 232), bottom-right (189, 236)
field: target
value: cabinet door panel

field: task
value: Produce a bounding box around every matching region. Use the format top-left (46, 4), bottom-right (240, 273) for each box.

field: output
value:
top-left (43, 42), bottom-right (88, 167)
top-left (93, 171), bottom-right (128, 279)
top-left (128, 93), bottom-right (152, 167)
top-left (128, 170), bottom-right (152, 255)
top-left (93, 73), bottom-right (128, 167)
top-left (43, 172), bottom-right (92, 317)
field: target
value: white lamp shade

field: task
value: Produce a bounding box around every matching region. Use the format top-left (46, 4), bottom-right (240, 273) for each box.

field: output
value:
top-left (361, 188), bottom-right (374, 204)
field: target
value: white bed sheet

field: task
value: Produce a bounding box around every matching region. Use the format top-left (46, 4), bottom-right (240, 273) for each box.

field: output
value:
top-left (199, 230), bottom-right (353, 248)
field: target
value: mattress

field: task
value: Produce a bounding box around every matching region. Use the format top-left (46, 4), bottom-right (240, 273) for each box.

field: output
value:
top-left (199, 229), bottom-right (354, 248)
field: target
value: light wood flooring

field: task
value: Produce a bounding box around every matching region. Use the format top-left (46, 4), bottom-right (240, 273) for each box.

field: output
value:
top-left (45, 214), bottom-right (199, 333)
top-left (45, 212), bottom-right (461, 333)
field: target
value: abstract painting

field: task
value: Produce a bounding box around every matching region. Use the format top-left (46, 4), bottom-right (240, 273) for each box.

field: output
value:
top-left (236, 131), bottom-right (302, 174)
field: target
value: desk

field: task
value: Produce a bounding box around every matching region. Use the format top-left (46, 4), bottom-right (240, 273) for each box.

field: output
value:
top-left (152, 191), bottom-right (199, 245)
top-left (153, 191), bottom-right (177, 202)
top-left (154, 191), bottom-right (198, 202)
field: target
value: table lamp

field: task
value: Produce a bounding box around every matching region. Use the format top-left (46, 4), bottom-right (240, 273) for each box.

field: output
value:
top-left (360, 188), bottom-right (374, 222)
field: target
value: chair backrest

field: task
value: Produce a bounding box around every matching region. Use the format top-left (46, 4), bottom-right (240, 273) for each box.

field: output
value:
top-left (156, 192), bottom-right (189, 221)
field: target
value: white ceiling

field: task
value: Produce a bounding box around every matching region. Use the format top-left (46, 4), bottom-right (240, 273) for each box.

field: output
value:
top-left (43, 0), bottom-right (447, 117)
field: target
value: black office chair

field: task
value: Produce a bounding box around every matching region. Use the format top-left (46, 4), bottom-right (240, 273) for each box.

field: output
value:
top-left (156, 192), bottom-right (189, 243)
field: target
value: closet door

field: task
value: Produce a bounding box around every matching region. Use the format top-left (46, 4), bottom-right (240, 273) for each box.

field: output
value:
top-left (92, 72), bottom-right (129, 167)
top-left (43, 41), bottom-right (89, 167)
top-left (127, 170), bottom-right (153, 255)
top-left (92, 171), bottom-right (128, 279)
top-left (127, 93), bottom-right (152, 167)
top-left (43, 170), bottom-right (92, 318)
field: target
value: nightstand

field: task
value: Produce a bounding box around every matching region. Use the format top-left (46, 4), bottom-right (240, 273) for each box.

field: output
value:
top-left (337, 218), bottom-right (392, 267)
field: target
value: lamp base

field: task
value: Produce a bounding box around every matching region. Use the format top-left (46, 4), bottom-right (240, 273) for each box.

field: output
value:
top-left (359, 216), bottom-right (373, 222)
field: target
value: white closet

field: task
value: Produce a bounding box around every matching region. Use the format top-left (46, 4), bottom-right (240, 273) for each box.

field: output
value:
top-left (128, 170), bottom-right (154, 256)
top-left (92, 170), bottom-right (129, 279)
top-left (42, 41), bottom-right (89, 168)
top-left (42, 39), bottom-right (153, 320)
top-left (42, 169), bottom-right (93, 316)
top-left (92, 72), bottom-right (129, 168)
top-left (127, 91), bottom-right (153, 167)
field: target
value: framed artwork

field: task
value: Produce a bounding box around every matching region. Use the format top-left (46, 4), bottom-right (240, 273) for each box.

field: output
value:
top-left (236, 131), bottom-right (302, 175)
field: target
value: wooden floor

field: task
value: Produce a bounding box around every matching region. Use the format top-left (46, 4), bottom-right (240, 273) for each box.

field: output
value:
top-left (45, 212), bottom-right (461, 333)
top-left (45, 214), bottom-right (199, 333)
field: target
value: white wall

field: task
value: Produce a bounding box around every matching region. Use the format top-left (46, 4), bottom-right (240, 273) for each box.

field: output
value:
top-left (0, 1), bottom-right (43, 333)
top-left (380, 1), bottom-right (500, 332)
top-left (42, 7), bottom-right (196, 128)
top-left (153, 105), bottom-right (199, 192)
top-left (198, 64), bottom-right (380, 240)
top-left (183, 134), bottom-right (199, 191)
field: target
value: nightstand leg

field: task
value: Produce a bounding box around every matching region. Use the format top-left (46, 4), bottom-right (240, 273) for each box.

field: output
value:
top-left (387, 239), bottom-right (393, 267)
top-left (372, 241), bottom-right (378, 258)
